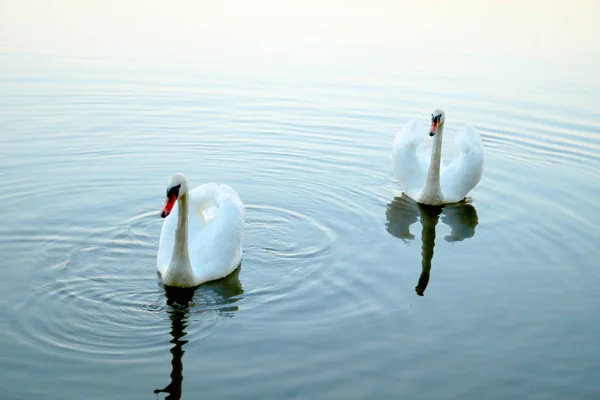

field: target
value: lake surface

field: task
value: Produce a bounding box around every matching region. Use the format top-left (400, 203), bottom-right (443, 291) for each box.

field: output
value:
top-left (1, 1), bottom-right (600, 399)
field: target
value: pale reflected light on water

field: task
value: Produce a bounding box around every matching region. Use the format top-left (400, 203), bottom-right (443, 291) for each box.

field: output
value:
top-left (1, 1), bottom-right (600, 399)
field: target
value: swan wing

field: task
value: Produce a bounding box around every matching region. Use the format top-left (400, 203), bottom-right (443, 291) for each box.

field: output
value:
top-left (392, 119), bottom-right (431, 199)
top-left (440, 125), bottom-right (484, 203)
top-left (187, 183), bottom-right (245, 283)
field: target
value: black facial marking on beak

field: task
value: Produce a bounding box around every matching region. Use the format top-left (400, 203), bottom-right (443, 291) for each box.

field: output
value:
top-left (166, 184), bottom-right (181, 199)
top-left (429, 115), bottom-right (440, 136)
top-left (160, 210), bottom-right (168, 218)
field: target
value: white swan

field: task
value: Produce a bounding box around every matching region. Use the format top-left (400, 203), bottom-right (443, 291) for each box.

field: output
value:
top-left (392, 109), bottom-right (484, 206)
top-left (157, 173), bottom-right (245, 288)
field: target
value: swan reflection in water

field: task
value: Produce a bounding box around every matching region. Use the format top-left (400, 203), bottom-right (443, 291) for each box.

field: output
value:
top-left (385, 195), bottom-right (478, 296)
top-left (154, 268), bottom-right (244, 400)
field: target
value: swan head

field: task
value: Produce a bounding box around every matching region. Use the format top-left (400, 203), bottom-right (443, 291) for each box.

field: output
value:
top-left (160, 173), bottom-right (189, 218)
top-left (429, 109), bottom-right (445, 137)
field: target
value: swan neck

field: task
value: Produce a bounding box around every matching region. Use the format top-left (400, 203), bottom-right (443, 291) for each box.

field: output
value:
top-left (423, 123), bottom-right (444, 201)
top-left (170, 193), bottom-right (192, 273)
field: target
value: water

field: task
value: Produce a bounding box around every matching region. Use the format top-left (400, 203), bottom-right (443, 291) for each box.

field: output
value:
top-left (1, 1), bottom-right (600, 399)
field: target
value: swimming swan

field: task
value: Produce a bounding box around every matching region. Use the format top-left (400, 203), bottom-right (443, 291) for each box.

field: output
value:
top-left (157, 173), bottom-right (245, 288)
top-left (392, 109), bottom-right (484, 205)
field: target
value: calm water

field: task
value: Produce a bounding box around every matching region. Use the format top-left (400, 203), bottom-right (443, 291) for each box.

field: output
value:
top-left (1, 2), bottom-right (600, 399)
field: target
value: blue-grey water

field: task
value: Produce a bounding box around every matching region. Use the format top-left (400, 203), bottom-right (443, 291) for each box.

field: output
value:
top-left (1, 2), bottom-right (600, 399)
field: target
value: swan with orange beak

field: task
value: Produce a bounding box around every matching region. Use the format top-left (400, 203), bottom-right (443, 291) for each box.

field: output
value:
top-left (392, 108), bottom-right (484, 206)
top-left (157, 173), bottom-right (245, 288)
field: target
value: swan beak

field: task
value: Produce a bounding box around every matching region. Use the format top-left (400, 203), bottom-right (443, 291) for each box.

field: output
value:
top-left (161, 194), bottom-right (177, 218)
top-left (429, 121), bottom-right (438, 136)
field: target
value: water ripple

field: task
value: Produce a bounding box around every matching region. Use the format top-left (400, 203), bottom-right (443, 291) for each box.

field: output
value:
top-left (7, 211), bottom-right (242, 362)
